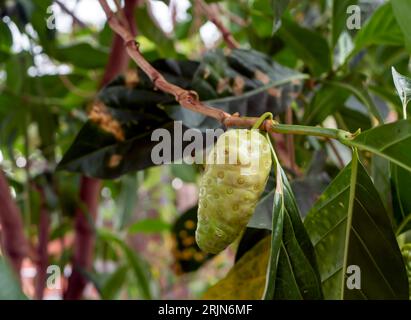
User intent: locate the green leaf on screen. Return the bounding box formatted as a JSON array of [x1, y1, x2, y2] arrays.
[[354, 3, 404, 53], [100, 265, 129, 299], [391, 164, 411, 235], [129, 218, 171, 234], [391, 66, 411, 119], [263, 154, 323, 300], [346, 120, 411, 173], [391, 0, 411, 52], [250, 0, 274, 38], [98, 229, 153, 299], [304, 84, 350, 125], [171, 164, 198, 183], [371, 155, 392, 216], [331, 0, 357, 47], [0, 257, 27, 300], [304, 155, 409, 299], [135, 5, 176, 57], [0, 21, 13, 62], [115, 173, 139, 230], [53, 43, 109, 69], [278, 18, 331, 76], [326, 80, 384, 124], [336, 107, 372, 133], [271, 0, 290, 34]]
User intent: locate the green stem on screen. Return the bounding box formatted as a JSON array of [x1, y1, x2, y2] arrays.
[[270, 123, 356, 142], [341, 147, 359, 300], [252, 112, 273, 130]]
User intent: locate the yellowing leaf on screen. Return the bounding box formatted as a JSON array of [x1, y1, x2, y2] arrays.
[[203, 236, 270, 300]]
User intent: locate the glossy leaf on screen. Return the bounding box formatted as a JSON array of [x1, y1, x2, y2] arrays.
[[263, 160, 323, 300], [347, 119, 411, 173], [304, 157, 409, 299], [391, 164, 411, 234]]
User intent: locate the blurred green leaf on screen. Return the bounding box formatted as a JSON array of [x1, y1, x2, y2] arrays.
[[278, 18, 331, 76], [354, 3, 404, 53], [98, 229, 153, 299], [53, 43, 109, 69], [272, 0, 290, 34], [391, 0, 411, 52], [304, 84, 349, 125], [331, 0, 357, 47], [129, 218, 171, 234], [171, 164, 197, 183], [135, 5, 176, 57], [0, 257, 27, 300]]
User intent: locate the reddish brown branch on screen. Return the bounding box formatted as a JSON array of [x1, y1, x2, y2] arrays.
[[196, 0, 240, 49], [64, 176, 100, 300], [98, 0, 301, 133], [0, 170, 28, 274], [64, 0, 140, 300], [35, 191, 50, 300]]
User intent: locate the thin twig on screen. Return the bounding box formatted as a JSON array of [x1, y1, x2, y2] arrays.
[[196, 0, 240, 49], [55, 0, 87, 28], [97, 0, 355, 142]]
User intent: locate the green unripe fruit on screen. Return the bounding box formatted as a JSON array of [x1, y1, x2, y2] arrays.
[[196, 129, 272, 254]]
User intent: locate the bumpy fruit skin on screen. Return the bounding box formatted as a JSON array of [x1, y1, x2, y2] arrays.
[[196, 129, 272, 254]]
